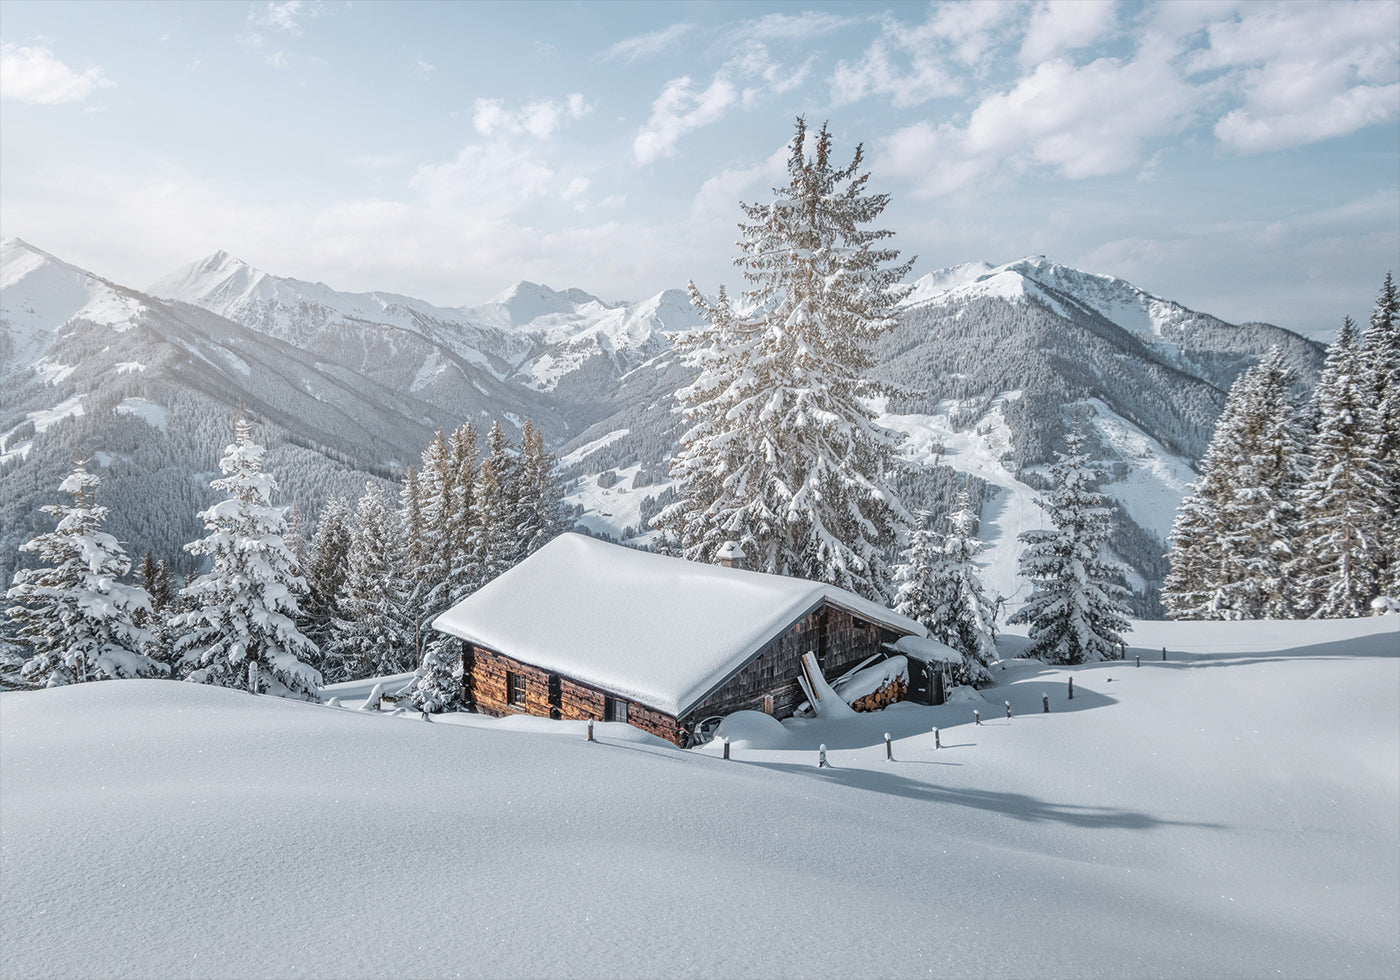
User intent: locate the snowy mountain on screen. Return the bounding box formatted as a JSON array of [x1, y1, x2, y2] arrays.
[[555, 255, 1325, 613], [3, 237, 1326, 612]]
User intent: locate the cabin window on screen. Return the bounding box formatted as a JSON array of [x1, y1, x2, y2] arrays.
[[506, 671, 526, 706], [605, 696, 628, 723]]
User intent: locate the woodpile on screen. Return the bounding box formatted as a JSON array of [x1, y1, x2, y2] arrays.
[[850, 677, 907, 713]]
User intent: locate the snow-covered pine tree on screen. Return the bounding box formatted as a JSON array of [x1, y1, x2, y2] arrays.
[[1292, 318, 1389, 617], [171, 416, 321, 699], [329, 482, 414, 681], [406, 638, 461, 713], [654, 117, 914, 601], [474, 455, 512, 587], [1009, 421, 1132, 664], [1361, 273, 1399, 595], [443, 422, 480, 602], [302, 496, 352, 661], [931, 488, 998, 684], [136, 551, 179, 672], [5, 459, 164, 686], [1163, 348, 1307, 619], [514, 420, 565, 561], [893, 511, 941, 641], [413, 430, 455, 613]]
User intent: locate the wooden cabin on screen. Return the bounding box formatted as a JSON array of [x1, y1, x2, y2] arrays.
[[430, 533, 941, 746]]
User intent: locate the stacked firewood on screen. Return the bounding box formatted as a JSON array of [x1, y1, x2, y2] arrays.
[[850, 677, 907, 713]]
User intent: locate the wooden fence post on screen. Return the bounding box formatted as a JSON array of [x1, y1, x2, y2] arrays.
[[1068, 677, 1074, 700], [1043, 693, 1049, 713], [974, 709, 981, 726], [933, 727, 940, 750], [586, 719, 594, 742], [722, 738, 730, 760], [885, 732, 893, 761], [1005, 700, 1012, 719], [818, 744, 828, 768]]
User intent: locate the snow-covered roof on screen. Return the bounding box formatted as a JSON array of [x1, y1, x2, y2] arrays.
[[892, 635, 964, 664], [432, 533, 927, 717]]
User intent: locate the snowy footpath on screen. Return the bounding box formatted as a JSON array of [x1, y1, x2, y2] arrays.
[[1, 617, 1396, 979]]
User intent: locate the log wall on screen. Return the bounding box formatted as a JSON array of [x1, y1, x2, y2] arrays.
[[463, 644, 682, 746]]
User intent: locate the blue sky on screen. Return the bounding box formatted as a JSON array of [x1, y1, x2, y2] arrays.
[[1, 0, 1397, 337]]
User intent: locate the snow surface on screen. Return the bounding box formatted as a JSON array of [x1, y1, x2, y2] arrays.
[[113, 397, 167, 432], [564, 463, 672, 546], [1, 617, 1395, 978], [433, 532, 926, 716]]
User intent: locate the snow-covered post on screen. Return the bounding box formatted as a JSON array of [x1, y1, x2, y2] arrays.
[[247, 661, 258, 694], [1136, 654, 1141, 668], [818, 744, 828, 768], [1005, 700, 1012, 719], [1162, 647, 1167, 661], [722, 738, 730, 760], [974, 710, 981, 726], [884, 732, 893, 761], [1068, 677, 1074, 700], [1043, 693, 1049, 713], [933, 726, 940, 750], [586, 719, 594, 742]]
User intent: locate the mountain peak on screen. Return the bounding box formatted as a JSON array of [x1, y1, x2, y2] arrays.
[[147, 250, 267, 305]]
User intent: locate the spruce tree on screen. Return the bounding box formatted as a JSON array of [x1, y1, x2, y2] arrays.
[[171, 416, 321, 699], [302, 496, 352, 659], [6, 460, 164, 686], [515, 420, 565, 560], [1009, 422, 1132, 664], [1362, 273, 1399, 595], [930, 488, 998, 685], [655, 117, 913, 601], [474, 455, 512, 587], [136, 551, 179, 673], [1163, 348, 1307, 619], [406, 639, 461, 713], [330, 482, 414, 681], [1293, 318, 1388, 617]]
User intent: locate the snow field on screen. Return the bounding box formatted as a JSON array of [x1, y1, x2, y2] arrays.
[[1, 617, 1396, 979]]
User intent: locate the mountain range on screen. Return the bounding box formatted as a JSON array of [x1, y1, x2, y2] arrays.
[[0, 236, 1325, 613]]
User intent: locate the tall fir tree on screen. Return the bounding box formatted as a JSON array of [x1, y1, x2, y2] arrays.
[[171, 416, 321, 699], [474, 455, 512, 588], [929, 488, 999, 685], [1361, 273, 1400, 596], [302, 496, 352, 662], [5, 460, 164, 686], [654, 117, 913, 601], [329, 482, 414, 682], [1163, 348, 1307, 619], [135, 551, 179, 673], [444, 422, 481, 603], [514, 420, 566, 561], [1009, 421, 1132, 664], [1292, 318, 1389, 617]]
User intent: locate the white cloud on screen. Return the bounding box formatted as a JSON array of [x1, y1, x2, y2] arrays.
[[561, 176, 591, 201], [600, 23, 694, 64], [830, 3, 1023, 108], [633, 75, 738, 165], [472, 94, 593, 140], [734, 10, 858, 41], [0, 41, 112, 104], [1191, 1, 1400, 153], [831, 36, 961, 107], [410, 143, 557, 211], [881, 43, 1199, 196], [692, 142, 790, 218], [1019, 0, 1119, 66]]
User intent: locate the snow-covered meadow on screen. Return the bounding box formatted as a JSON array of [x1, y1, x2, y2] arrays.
[[2, 617, 1396, 979]]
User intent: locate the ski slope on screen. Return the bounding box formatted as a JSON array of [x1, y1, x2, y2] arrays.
[[2, 617, 1395, 979]]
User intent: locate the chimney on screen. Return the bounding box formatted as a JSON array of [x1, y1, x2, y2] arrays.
[[715, 540, 746, 570]]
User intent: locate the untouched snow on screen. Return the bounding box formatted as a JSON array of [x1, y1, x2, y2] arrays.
[[1, 617, 1395, 978], [434, 533, 926, 716], [564, 463, 672, 546], [113, 397, 167, 432]]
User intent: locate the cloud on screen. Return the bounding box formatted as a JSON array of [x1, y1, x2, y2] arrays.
[[601, 23, 695, 64], [692, 141, 790, 218], [881, 42, 1199, 196], [633, 75, 738, 165], [1191, 1, 1400, 153], [240, 0, 327, 48], [1019, 0, 1119, 66], [830, 3, 1023, 108], [473, 94, 593, 140], [0, 41, 112, 104], [734, 10, 858, 41]]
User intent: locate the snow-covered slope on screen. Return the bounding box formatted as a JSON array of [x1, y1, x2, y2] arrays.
[[0, 237, 145, 371], [2, 616, 1395, 978]]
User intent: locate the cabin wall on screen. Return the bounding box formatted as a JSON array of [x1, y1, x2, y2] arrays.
[[682, 604, 897, 729], [463, 644, 683, 746]]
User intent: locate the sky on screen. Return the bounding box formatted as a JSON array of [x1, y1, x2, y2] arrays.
[[1, 0, 1397, 338]]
